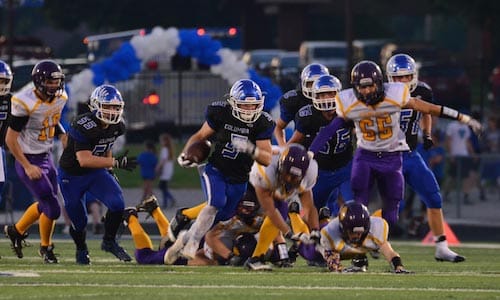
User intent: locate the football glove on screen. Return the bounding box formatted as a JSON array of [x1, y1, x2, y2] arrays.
[[423, 134, 434, 150], [177, 153, 198, 168], [108, 168, 119, 183], [232, 139, 256, 156], [325, 250, 342, 272], [113, 150, 137, 171]]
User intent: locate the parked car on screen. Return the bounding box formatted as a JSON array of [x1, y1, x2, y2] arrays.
[[299, 41, 349, 81], [418, 62, 471, 111], [242, 49, 284, 77], [270, 51, 300, 91]]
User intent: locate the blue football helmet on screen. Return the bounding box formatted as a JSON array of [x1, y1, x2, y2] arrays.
[[89, 85, 124, 124], [31, 60, 65, 97], [386, 54, 418, 92], [278, 143, 310, 189], [338, 201, 370, 246], [311, 74, 342, 111], [228, 79, 264, 123], [300, 63, 329, 99], [0, 60, 12, 96], [351, 60, 385, 105]]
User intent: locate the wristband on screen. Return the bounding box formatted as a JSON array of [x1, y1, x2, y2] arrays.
[[439, 106, 460, 120]]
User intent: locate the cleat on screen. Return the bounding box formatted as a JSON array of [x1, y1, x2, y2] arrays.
[[4, 225, 29, 258], [343, 255, 368, 273], [435, 249, 466, 263], [180, 238, 199, 260], [164, 230, 186, 264], [287, 243, 299, 263], [167, 208, 191, 242], [318, 207, 331, 221], [136, 195, 159, 215], [39, 245, 58, 264], [288, 200, 300, 214], [245, 257, 272, 271], [101, 239, 132, 262], [273, 258, 294, 268], [123, 207, 138, 226], [76, 249, 91, 265]]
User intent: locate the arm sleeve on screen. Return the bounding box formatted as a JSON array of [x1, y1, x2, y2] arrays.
[[309, 117, 346, 154], [8, 115, 29, 132]]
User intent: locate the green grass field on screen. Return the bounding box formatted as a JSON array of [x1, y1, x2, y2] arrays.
[[0, 239, 499, 300]]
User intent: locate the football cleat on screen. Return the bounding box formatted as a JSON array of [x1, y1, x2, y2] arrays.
[[288, 200, 300, 214], [136, 195, 159, 215], [167, 208, 191, 242], [123, 207, 138, 226], [101, 239, 132, 262], [39, 244, 58, 264], [4, 225, 29, 258], [180, 238, 199, 260], [245, 256, 272, 271], [76, 249, 91, 265], [164, 231, 187, 264], [342, 255, 368, 273], [435, 248, 466, 263]]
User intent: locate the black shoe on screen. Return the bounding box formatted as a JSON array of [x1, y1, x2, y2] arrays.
[[4, 225, 29, 258], [343, 255, 368, 272], [288, 242, 299, 263], [318, 207, 331, 221], [136, 195, 159, 215], [288, 201, 300, 214], [76, 249, 91, 265], [244, 256, 272, 271], [101, 239, 132, 262], [167, 208, 191, 242], [123, 207, 138, 226], [39, 244, 58, 264]]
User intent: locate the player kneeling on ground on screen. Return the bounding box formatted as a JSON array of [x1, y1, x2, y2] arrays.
[[318, 201, 412, 273]]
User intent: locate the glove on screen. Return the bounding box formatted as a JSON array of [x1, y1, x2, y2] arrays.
[[113, 150, 137, 171], [324, 250, 342, 272], [108, 168, 119, 183], [467, 118, 483, 137], [423, 134, 434, 150], [309, 230, 321, 244], [177, 153, 198, 168], [232, 139, 256, 156]]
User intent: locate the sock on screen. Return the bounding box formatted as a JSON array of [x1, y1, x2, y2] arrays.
[[252, 217, 280, 258], [435, 235, 448, 250], [15, 202, 41, 234], [127, 215, 153, 249], [187, 205, 216, 242], [103, 210, 122, 241], [288, 212, 309, 234], [182, 202, 207, 219], [69, 226, 88, 251], [39, 213, 55, 247], [152, 208, 169, 237]]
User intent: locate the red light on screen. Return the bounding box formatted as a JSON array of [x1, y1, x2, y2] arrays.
[[139, 29, 146, 36], [142, 92, 160, 105], [228, 27, 237, 36], [197, 28, 206, 36]]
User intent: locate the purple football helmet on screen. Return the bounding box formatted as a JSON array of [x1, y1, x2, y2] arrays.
[[338, 201, 370, 246], [351, 60, 385, 105], [237, 185, 260, 225], [278, 143, 310, 188], [31, 60, 65, 98]]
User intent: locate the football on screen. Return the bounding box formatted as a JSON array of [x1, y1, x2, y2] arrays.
[[185, 140, 212, 163]]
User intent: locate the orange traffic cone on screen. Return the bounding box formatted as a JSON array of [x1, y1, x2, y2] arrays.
[[422, 221, 461, 246]]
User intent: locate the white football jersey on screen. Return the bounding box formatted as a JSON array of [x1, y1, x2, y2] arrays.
[[318, 216, 389, 256], [249, 152, 318, 201], [11, 88, 68, 154], [336, 82, 410, 152]]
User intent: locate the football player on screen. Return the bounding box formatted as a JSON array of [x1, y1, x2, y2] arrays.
[[4, 60, 67, 263], [288, 74, 354, 216], [0, 60, 12, 207], [244, 143, 320, 271], [58, 84, 137, 264], [310, 60, 482, 229], [274, 63, 329, 146], [386, 54, 465, 262], [318, 201, 412, 273], [166, 79, 274, 263]]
